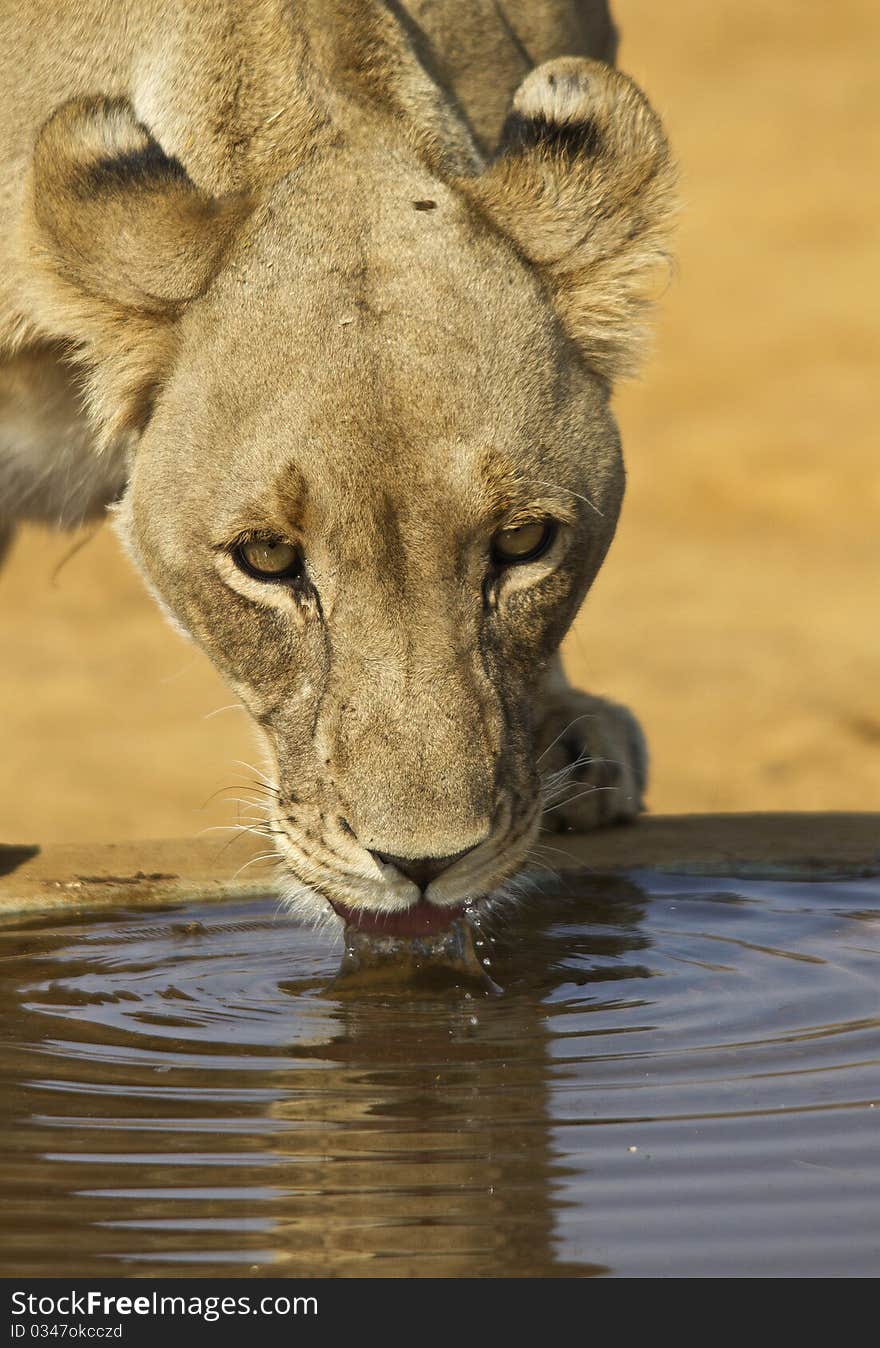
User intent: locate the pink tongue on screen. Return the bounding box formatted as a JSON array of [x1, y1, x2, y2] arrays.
[[330, 899, 464, 938]]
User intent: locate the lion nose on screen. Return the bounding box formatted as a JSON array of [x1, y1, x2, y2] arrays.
[[369, 848, 474, 891]]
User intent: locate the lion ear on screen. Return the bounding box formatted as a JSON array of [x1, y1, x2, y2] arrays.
[[464, 59, 676, 382], [24, 97, 248, 443]]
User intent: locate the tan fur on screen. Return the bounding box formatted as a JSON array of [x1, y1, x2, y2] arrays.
[[0, 1, 674, 921]]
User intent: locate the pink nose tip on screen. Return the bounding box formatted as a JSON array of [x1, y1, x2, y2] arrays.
[[369, 848, 474, 890]]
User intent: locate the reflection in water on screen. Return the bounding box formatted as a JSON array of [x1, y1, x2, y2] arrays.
[[266, 884, 644, 1277], [0, 873, 878, 1277]]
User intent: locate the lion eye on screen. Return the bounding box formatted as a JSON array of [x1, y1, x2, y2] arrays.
[[491, 520, 557, 566], [233, 538, 302, 581]]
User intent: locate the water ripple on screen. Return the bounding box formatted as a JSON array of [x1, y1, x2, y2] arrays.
[[0, 875, 878, 1277]]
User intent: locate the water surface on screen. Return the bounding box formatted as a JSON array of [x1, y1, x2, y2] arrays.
[[1, 872, 878, 1277]]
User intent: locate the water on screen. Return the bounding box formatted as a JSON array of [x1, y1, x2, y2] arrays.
[[1, 872, 878, 1278]]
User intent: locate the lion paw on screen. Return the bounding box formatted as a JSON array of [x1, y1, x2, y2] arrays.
[[535, 687, 647, 832]]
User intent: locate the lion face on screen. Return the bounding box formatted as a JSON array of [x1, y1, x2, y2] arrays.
[[119, 158, 624, 920], [24, 53, 673, 927]]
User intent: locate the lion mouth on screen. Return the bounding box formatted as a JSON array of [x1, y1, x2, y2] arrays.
[[329, 898, 468, 938]]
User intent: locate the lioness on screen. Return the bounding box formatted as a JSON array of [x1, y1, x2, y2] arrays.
[[0, 1, 674, 933]]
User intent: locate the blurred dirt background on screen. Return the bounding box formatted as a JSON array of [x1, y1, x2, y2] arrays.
[[2, 0, 878, 843]]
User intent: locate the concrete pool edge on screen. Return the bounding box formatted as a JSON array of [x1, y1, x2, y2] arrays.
[[1, 812, 878, 918]]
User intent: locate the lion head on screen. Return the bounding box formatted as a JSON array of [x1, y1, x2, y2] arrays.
[[22, 16, 674, 932]]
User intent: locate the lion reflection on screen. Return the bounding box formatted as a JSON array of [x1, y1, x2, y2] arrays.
[[262, 877, 648, 1277]]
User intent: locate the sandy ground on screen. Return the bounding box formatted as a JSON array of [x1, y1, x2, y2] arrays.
[[2, 0, 878, 844]]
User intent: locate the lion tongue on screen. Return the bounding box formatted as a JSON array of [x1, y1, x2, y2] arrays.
[[330, 899, 464, 939]]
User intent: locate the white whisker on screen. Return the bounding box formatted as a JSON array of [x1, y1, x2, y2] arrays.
[[231, 758, 276, 789], [537, 712, 598, 764], [542, 785, 616, 815], [232, 851, 284, 882], [533, 478, 604, 518]]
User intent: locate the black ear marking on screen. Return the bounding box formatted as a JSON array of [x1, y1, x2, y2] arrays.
[[84, 141, 189, 194], [498, 111, 603, 159]]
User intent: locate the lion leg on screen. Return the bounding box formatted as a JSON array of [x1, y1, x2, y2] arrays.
[[534, 654, 648, 831]]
